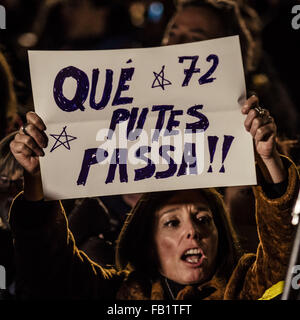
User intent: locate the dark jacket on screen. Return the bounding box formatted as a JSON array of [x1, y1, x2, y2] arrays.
[[8, 157, 299, 300], [66, 195, 131, 266]]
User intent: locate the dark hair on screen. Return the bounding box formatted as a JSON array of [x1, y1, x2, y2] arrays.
[[116, 188, 242, 281]]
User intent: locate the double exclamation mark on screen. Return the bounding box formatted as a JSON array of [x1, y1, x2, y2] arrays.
[[207, 135, 235, 173]]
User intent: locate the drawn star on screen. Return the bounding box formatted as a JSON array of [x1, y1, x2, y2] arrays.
[[49, 126, 77, 152], [151, 65, 172, 90]]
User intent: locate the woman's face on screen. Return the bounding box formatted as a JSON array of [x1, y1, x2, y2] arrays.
[[163, 6, 227, 46], [154, 190, 218, 285]]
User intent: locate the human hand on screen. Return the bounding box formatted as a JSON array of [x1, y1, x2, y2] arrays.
[[242, 95, 277, 160], [10, 111, 47, 176], [242, 95, 286, 183]]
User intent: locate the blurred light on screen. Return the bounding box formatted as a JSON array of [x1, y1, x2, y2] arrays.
[[148, 2, 164, 23], [18, 32, 38, 48], [129, 2, 146, 27], [252, 73, 269, 88]]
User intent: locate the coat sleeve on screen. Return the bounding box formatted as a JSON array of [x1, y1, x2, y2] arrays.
[[240, 156, 299, 300], [8, 193, 126, 299]]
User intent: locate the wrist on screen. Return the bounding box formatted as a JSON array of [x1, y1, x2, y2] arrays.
[[24, 171, 44, 201], [257, 151, 287, 184]]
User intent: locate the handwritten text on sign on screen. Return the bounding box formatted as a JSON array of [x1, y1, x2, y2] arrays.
[[28, 36, 256, 200]]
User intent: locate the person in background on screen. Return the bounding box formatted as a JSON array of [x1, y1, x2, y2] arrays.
[[35, 0, 140, 51], [0, 49, 25, 299], [0, 51, 23, 140], [163, 0, 299, 139], [0, 131, 24, 299]]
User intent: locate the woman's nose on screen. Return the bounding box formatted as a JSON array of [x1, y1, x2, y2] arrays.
[[186, 222, 199, 240], [187, 230, 199, 240]]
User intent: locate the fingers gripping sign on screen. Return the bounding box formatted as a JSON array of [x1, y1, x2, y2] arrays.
[[242, 95, 285, 184], [10, 112, 48, 176], [242, 95, 277, 160]]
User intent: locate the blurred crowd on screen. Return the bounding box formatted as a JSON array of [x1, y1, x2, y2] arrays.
[[0, 0, 299, 300]]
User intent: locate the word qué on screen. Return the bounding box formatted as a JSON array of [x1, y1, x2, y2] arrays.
[[52, 55, 219, 112]]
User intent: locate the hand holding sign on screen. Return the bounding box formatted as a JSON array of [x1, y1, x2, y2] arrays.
[[14, 36, 285, 200], [23, 36, 257, 200], [242, 95, 286, 184]]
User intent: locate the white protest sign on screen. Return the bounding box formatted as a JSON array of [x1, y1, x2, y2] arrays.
[[28, 35, 256, 200]]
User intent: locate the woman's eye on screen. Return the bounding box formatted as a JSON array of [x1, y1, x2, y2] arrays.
[[196, 215, 211, 225], [164, 219, 179, 228]]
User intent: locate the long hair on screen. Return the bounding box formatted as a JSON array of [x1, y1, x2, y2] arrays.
[[0, 51, 18, 139]]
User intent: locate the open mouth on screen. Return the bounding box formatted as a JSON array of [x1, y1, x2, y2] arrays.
[[181, 248, 203, 265]]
